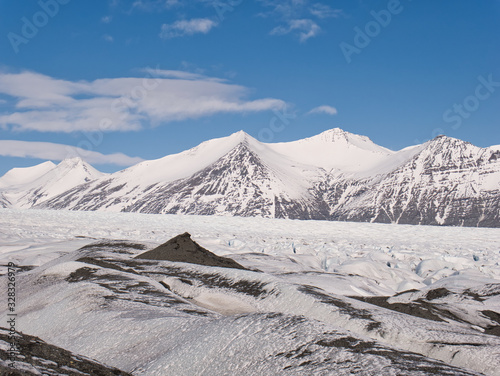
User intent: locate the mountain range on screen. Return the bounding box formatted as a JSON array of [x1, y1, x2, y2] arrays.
[[1, 128, 499, 227]]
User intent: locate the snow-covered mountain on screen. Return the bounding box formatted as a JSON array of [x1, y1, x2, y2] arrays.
[[323, 135, 500, 227], [0, 158, 105, 209], [1, 129, 499, 227], [268, 127, 396, 173]]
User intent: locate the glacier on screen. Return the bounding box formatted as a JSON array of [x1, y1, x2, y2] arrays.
[[0, 209, 499, 375]]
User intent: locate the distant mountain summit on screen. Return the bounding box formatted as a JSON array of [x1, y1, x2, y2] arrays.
[[0, 157, 105, 208], [1, 129, 499, 227]]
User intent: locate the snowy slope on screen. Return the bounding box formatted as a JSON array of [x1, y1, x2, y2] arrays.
[[268, 127, 395, 174], [0, 158, 105, 209], [1, 209, 499, 375], [4, 129, 500, 227], [0, 161, 56, 189], [110, 130, 254, 186]]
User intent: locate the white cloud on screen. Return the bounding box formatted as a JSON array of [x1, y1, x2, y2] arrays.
[[101, 15, 112, 23], [159, 18, 218, 39], [0, 140, 144, 166], [307, 105, 338, 116], [0, 69, 285, 133], [270, 19, 320, 42], [309, 3, 342, 19], [102, 34, 114, 42]]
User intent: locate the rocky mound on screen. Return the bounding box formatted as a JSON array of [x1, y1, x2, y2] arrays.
[[135, 232, 248, 270]]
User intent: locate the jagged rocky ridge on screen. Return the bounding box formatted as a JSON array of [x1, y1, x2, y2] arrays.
[[1, 129, 499, 227], [2, 238, 499, 375]]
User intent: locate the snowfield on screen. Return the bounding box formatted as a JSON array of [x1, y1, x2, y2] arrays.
[[1, 208, 499, 375]]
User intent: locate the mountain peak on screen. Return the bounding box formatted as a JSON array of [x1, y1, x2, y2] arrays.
[[426, 135, 473, 149], [228, 130, 253, 144], [58, 157, 86, 167], [53, 157, 104, 183], [233, 130, 249, 137], [324, 127, 346, 134], [312, 128, 368, 144]]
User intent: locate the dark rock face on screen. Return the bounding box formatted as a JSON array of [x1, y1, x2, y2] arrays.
[[0, 193, 10, 208], [135, 232, 249, 270], [0, 328, 132, 376]]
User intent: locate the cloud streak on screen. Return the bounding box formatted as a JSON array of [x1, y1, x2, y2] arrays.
[[309, 3, 342, 19], [0, 69, 285, 133], [0, 140, 144, 166], [307, 105, 338, 115], [159, 18, 218, 39], [270, 19, 320, 42], [259, 1, 342, 41]]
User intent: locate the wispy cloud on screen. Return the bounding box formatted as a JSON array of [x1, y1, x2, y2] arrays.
[[101, 15, 113, 23], [159, 18, 218, 39], [259, 1, 339, 41], [0, 69, 285, 133], [270, 19, 320, 42], [130, 0, 182, 11], [141, 67, 225, 82], [102, 34, 114, 42], [307, 105, 338, 116], [0, 140, 144, 166], [258, 0, 309, 19], [309, 3, 342, 19]]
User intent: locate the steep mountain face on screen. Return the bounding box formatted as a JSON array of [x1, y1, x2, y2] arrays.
[[324, 136, 500, 227], [2, 129, 499, 227]]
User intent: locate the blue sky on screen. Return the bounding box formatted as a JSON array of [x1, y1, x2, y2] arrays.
[[0, 0, 499, 175]]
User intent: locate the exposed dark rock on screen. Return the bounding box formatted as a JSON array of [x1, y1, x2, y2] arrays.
[[353, 286, 500, 337], [354, 296, 446, 323], [0, 328, 132, 376], [135, 232, 248, 270], [156, 267, 275, 298], [425, 287, 452, 301]]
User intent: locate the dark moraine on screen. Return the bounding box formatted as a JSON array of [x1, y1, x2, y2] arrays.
[[0, 328, 132, 376], [135, 232, 249, 270]]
